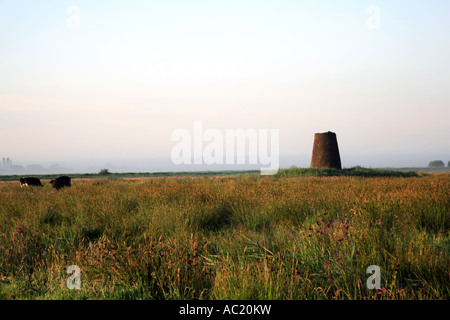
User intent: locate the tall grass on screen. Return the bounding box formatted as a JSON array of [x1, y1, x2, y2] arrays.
[[0, 173, 448, 299]]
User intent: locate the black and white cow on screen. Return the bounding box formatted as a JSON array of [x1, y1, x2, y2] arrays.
[[20, 177, 43, 187], [50, 176, 71, 190]]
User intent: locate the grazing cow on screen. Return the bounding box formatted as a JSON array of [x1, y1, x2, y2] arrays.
[[20, 177, 43, 187], [50, 176, 71, 190]]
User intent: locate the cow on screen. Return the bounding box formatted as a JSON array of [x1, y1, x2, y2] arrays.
[[20, 177, 43, 187], [50, 176, 71, 190]]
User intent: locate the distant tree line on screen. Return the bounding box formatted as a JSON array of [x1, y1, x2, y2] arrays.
[[428, 160, 449, 167], [98, 168, 111, 175]]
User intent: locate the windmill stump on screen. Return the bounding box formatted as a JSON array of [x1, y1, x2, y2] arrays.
[[310, 131, 342, 170]]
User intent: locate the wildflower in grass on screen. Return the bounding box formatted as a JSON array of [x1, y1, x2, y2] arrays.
[[377, 288, 387, 295]]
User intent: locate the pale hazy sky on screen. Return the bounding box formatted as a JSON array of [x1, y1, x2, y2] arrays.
[[1, 0, 449, 170]]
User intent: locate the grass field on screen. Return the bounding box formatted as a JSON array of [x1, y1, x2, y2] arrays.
[[0, 169, 448, 300]]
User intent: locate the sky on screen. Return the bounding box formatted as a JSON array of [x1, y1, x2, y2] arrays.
[[1, 0, 449, 172]]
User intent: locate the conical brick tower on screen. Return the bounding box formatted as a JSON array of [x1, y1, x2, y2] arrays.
[[310, 131, 342, 170]]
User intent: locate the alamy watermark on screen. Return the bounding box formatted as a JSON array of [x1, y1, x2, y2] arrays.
[[65, 263, 381, 291], [367, 5, 381, 30], [66, 265, 81, 290], [366, 265, 382, 289], [171, 121, 279, 175], [67, 5, 81, 30]]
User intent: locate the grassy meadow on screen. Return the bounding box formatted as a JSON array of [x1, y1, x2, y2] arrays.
[[0, 169, 448, 300]]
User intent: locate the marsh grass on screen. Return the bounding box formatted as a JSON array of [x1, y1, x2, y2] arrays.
[[0, 172, 448, 300]]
